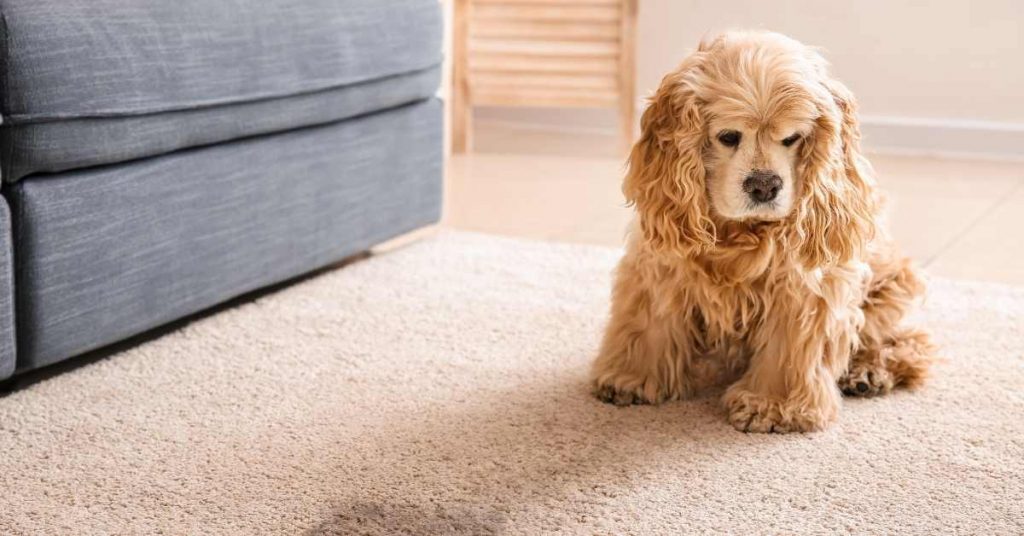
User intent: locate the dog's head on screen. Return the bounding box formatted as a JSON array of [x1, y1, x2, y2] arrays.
[[625, 31, 876, 267]]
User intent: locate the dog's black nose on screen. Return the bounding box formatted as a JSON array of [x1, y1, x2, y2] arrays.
[[743, 171, 783, 203]]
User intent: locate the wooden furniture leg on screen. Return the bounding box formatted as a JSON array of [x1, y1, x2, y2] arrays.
[[451, 0, 472, 153], [618, 0, 637, 154]]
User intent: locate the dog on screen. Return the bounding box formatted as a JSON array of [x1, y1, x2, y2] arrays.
[[591, 31, 936, 433]]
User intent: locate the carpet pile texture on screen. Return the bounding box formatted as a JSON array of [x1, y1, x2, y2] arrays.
[[1, 232, 1021, 534]]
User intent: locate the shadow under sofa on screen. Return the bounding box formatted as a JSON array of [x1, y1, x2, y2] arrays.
[[0, 0, 444, 379]]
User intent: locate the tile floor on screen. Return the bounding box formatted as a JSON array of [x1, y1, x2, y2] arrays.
[[440, 124, 1024, 285]]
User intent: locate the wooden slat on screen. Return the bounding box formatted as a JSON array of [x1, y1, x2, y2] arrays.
[[473, 88, 618, 108], [451, 0, 636, 153], [473, 4, 620, 23], [469, 38, 618, 57], [472, 20, 619, 41], [472, 72, 619, 91], [470, 54, 618, 75]]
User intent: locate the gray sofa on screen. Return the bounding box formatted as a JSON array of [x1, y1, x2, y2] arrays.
[[0, 0, 444, 379]]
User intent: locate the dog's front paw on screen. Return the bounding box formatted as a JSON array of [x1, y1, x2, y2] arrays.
[[592, 375, 666, 407], [593, 383, 650, 406], [723, 387, 833, 433], [839, 363, 893, 397]]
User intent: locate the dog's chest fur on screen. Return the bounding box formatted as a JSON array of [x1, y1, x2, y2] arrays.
[[647, 240, 864, 378], [638, 256, 773, 383]]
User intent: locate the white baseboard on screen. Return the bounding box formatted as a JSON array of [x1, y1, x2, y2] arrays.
[[474, 107, 1024, 161], [858, 116, 1024, 161]]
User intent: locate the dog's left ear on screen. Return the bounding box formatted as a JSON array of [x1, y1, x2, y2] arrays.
[[793, 78, 878, 268]]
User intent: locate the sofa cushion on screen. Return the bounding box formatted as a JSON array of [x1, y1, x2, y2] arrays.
[[0, 0, 442, 181], [10, 99, 442, 370]]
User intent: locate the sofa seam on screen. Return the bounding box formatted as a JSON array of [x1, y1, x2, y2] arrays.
[[2, 61, 445, 126], [2, 95, 440, 187]]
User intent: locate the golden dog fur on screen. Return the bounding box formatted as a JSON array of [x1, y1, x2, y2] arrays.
[[591, 31, 936, 433]]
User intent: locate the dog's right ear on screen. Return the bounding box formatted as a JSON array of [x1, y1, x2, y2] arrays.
[[623, 55, 715, 258], [791, 76, 878, 269]]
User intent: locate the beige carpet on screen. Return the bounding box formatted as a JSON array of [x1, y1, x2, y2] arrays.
[[1, 232, 1021, 535]]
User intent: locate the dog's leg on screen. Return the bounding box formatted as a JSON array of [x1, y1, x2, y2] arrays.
[[723, 284, 859, 433], [591, 311, 690, 406], [840, 257, 936, 396], [590, 261, 710, 406]]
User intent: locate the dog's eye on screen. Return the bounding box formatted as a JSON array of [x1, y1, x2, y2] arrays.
[[782, 133, 801, 147], [717, 131, 741, 147]]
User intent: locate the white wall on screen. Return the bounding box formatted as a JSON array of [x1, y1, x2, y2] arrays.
[[639, 0, 1022, 123], [475, 0, 1024, 158]]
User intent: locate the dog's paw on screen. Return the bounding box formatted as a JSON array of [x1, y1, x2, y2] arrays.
[[841, 329, 936, 397], [592, 382, 658, 407], [723, 388, 832, 433], [838, 364, 893, 397]]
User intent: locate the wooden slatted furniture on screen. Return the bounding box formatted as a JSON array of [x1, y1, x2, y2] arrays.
[[451, 0, 638, 153]]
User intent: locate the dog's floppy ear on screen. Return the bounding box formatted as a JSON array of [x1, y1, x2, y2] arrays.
[[623, 55, 715, 257], [792, 78, 877, 268]]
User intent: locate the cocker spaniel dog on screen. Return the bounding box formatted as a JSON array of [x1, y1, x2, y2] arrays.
[[592, 31, 936, 433]]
